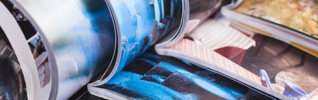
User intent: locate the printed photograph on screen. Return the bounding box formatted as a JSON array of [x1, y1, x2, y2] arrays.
[[99, 51, 275, 100], [0, 27, 28, 100], [27, 35, 50, 88], [234, 0, 318, 39]]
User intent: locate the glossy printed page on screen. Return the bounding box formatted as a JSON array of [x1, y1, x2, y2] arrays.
[[174, 14, 318, 99], [97, 51, 276, 100], [11, 0, 117, 99], [108, 0, 184, 74], [234, 0, 318, 39]]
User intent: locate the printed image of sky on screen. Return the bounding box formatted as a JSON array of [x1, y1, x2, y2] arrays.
[[101, 51, 274, 100]]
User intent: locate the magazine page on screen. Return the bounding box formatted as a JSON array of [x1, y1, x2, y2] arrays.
[[88, 0, 186, 89], [157, 38, 290, 98], [89, 50, 282, 100], [153, 0, 188, 48], [155, 0, 223, 48], [234, 0, 318, 39], [221, 0, 318, 61], [100, 0, 186, 79], [158, 11, 318, 99], [0, 1, 54, 99]]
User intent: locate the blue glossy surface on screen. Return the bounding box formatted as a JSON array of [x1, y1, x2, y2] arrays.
[[118, 80, 188, 100], [105, 53, 245, 100], [109, 0, 157, 73]]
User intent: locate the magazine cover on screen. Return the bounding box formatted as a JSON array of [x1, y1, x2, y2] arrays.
[[158, 7, 318, 99]]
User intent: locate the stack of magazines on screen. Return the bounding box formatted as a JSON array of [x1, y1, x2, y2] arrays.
[[0, 0, 317, 99]]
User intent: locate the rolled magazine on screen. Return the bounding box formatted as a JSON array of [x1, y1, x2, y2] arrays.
[[1, 0, 186, 99]]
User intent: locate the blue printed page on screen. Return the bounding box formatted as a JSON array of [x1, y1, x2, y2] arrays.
[[107, 0, 184, 74], [98, 50, 277, 100]]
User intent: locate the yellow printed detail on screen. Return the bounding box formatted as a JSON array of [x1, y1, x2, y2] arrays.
[[234, 0, 318, 39], [237, 22, 273, 37], [290, 42, 318, 58]]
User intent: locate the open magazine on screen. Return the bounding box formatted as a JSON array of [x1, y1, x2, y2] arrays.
[[1, 0, 318, 99], [219, 0, 318, 99]]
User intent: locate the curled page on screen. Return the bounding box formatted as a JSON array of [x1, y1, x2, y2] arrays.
[[7, 0, 185, 99], [96, 0, 186, 84], [90, 50, 285, 100], [0, 1, 55, 99], [88, 0, 187, 98]]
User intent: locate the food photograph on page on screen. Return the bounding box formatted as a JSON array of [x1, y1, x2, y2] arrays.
[[0, 27, 28, 100], [98, 51, 275, 100], [234, 0, 318, 39]]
